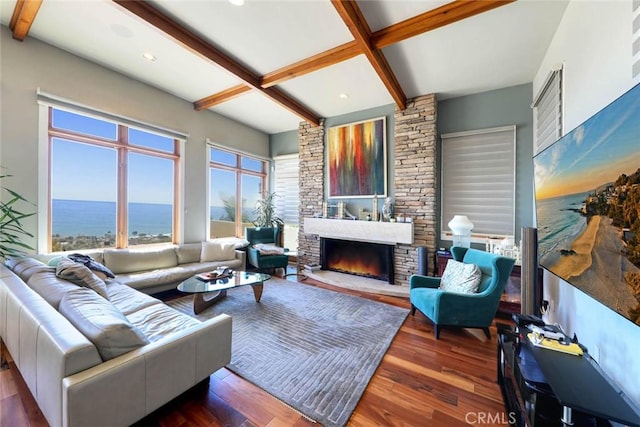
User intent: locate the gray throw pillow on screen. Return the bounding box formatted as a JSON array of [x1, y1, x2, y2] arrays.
[[59, 288, 149, 361], [439, 259, 482, 294], [56, 258, 109, 299]]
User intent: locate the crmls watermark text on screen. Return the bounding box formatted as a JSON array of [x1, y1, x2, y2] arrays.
[[465, 411, 517, 425]]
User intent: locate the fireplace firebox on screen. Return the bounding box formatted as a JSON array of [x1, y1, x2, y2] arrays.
[[320, 238, 394, 283]]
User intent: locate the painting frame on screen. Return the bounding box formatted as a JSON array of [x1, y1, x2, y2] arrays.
[[327, 116, 387, 199]]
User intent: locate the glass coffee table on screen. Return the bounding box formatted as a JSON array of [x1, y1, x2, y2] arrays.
[[177, 271, 271, 314]]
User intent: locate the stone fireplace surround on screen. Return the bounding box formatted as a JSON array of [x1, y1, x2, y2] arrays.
[[297, 94, 438, 291], [305, 217, 414, 284]]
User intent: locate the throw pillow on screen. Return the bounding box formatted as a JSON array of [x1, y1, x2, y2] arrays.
[[439, 259, 482, 294], [56, 258, 109, 299], [201, 241, 236, 262], [47, 255, 66, 267], [59, 288, 149, 361]]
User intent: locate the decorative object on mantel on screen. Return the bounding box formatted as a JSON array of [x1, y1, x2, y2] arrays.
[[322, 201, 329, 218], [382, 197, 393, 221], [448, 215, 473, 248], [337, 201, 345, 219], [372, 195, 379, 221], [343, 205, 358, 220], [327, 117, 387, 198]]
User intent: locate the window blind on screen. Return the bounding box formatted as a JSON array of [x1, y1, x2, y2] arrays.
[[532, 69, 562, 154], [441, 126, 516, 239], [273, 154, 300, 225], [633, 1, 640, 78]]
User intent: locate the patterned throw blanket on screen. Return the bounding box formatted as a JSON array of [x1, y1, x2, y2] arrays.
[[253, 243, 285, 255]]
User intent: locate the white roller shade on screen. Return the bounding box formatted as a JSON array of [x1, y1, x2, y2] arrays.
[[441, 125, 516, 239], [273, 154, 299, 225], [532, 69, 562, 154]]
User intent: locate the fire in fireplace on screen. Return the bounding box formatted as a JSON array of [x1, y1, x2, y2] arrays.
[[320, 238, 394, 283]]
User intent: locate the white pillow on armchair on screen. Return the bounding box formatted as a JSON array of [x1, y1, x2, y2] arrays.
[[439, 259, 482, 294]]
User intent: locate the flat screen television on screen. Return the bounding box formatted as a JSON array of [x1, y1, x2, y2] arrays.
[[533, 83, 640, 325]]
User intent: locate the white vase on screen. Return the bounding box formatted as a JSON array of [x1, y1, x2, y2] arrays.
[[448, 215, 473, 248]]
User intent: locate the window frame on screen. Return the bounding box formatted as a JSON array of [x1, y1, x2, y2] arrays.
[[45, 106, 182, 251], [440, 125, 516, 242], [208, 145, 267, 238]]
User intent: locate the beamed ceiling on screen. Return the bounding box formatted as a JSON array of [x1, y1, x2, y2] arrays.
[[1, 0, 569, 134]]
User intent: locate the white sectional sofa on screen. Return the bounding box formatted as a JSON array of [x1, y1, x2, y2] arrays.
[[0, 240, 246, 427], [39, 240, 247, 295]]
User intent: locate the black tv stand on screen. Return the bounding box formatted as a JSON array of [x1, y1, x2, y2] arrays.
[[497, 323, 640, 427]]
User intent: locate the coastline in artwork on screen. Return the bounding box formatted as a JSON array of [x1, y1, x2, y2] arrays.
[[534, 83, 640, 324]]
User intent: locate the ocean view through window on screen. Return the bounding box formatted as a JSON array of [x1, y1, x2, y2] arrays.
[[49, 108, 179, 251]]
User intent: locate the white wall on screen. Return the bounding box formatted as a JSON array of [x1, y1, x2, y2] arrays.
[[533, 0, 640, 408], [0, 25, 269, 245]]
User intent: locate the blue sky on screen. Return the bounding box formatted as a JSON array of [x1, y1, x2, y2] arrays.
[[51, 110, 175, 204], [534, 84, 640, 200]]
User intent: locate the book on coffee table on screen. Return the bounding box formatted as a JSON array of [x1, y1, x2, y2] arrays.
[[196, 271, 231, 282]]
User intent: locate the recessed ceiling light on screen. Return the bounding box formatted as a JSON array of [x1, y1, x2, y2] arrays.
[[229, 0, 245, 6], [339, 93, 349, 100], [142, 52, 157, 62]]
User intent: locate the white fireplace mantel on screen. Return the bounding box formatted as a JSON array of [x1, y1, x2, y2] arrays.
[[304, 218, 414, 245]]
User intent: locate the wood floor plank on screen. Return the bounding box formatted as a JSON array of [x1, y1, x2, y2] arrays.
[[0, 276, 508, 427]]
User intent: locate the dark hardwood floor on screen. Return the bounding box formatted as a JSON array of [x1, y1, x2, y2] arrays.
[[1, 271, 509, 426]]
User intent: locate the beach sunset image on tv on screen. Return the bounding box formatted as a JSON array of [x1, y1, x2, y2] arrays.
[[533, 83, 640, 325]]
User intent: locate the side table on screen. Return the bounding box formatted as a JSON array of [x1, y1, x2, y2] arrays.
[[284, 250, 307, 280]]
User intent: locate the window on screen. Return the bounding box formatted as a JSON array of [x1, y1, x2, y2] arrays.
[[209, 147, 266, 238], [532, 68, 563, 154], [273, 154, 300, 250], [48, 108, 180, 251], [441, 126, 516, 241]]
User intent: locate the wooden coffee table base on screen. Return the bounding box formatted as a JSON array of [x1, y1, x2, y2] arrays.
[[192, 283, 263, 314]]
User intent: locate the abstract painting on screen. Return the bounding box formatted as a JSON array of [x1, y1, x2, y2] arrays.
[[327, 117, 386, 198]]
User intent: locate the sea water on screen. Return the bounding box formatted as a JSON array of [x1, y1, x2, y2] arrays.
[[52, 199, 234, 237], [536, 192, 589, 266]]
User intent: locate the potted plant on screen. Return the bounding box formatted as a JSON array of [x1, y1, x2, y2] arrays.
[[253, 191, 283, 228], [253, 191, 284, 246], [0, 173, 35, 259]]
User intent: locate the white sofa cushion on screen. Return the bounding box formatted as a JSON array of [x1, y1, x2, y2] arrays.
[[176, 243, 201, 264], [201, 241, 236, 262], [59, 288, 150, 361], [27, 270, 79, 309], [5, 257, 52, 282], [106, 282, 163, 315], [55, 258, 108, 299], [103, 247, 178, 274], [126, 303, 201, 342]]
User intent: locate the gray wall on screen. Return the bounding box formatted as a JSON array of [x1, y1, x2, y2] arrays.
[[0, 25, 269, 247], [270, 130, 298, 157], [270, 85, 534, 246], [437, 83, 535, 247]]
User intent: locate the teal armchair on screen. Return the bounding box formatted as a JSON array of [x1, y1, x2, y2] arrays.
[[409, 247, 515, 339], [245, 227, 289, 275]]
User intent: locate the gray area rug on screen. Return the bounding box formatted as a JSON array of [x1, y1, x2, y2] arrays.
[[167, 279, 408, 427]]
